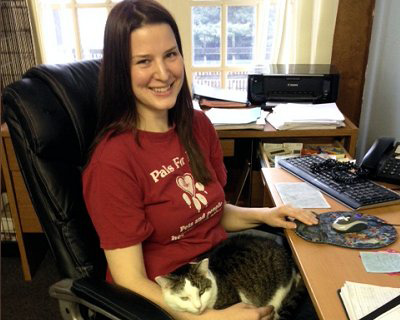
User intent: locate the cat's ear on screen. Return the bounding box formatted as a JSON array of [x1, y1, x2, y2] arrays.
[[155, 275, 173, 288], [197, 258, 210, 275]]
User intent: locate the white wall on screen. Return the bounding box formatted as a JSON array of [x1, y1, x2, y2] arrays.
[[357, 0, 400, 161]]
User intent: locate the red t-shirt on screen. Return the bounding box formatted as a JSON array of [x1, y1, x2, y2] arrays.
[[83, 110, 227, 281]]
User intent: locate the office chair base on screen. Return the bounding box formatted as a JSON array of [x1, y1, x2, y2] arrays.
[[50, 279, 120, 320], [58, 300, 85, 320]]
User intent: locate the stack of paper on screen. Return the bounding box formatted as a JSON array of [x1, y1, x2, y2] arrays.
[[193, 85, 266, 130], [339, 281, 400, 320], [266, 103, 345, 130], [204, 107, 265, 130]]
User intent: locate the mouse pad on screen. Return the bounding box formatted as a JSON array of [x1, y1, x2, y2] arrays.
[[295, 211, 397, 249]]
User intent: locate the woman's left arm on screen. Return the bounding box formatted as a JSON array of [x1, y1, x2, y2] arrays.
[[221, 203, 318, 232]]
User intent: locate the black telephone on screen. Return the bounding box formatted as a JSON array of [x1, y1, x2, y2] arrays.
[[359, 137, 400, 185]]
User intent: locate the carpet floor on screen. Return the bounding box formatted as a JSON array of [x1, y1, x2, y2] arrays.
[[1, 245, 63, 320]]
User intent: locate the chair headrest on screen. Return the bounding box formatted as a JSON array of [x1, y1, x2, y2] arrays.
[[3, 59, 101, 163], [26, 60, 101, 157]]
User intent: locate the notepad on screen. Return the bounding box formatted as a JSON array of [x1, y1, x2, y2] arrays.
[[273, 182, 330, 208], [360, 252, 400, 273], [339, 281, 400, 320]]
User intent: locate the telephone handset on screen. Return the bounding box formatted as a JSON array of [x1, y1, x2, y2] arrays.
[[359, 137, 400, 185]]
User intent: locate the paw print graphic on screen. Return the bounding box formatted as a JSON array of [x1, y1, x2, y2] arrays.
[[176, 173, 208, 212]]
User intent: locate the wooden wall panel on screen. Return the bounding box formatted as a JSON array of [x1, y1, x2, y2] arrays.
[[331, 0, 375, 126]]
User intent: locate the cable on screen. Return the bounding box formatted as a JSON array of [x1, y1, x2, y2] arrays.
[[310, 158, 369, 184]]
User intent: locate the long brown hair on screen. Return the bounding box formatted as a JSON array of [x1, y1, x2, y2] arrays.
[[92, 0, 211, 184]]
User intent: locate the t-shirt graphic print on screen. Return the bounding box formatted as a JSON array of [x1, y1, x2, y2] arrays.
[[177, 173, 208, 212]]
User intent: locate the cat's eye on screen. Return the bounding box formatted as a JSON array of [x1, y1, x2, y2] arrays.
[[199, 289, 205, 296], [180, 297, 189, 301]]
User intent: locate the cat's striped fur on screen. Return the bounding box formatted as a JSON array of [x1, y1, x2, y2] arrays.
[[156, 233, 305, 319]]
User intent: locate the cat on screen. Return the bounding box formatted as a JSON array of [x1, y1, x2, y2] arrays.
[[155, 233, 304, 319]]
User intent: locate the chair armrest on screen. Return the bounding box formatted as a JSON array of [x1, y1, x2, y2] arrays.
[[49, 278, 173, 320]]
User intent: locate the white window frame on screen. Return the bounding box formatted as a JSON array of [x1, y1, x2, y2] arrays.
[[31, 0, 116, 63], [187, 0, 267, 90], [162, 0, 282, 90]]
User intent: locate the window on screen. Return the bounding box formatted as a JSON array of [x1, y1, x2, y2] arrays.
[[190, 0, 282, 91], [33, 0, 282, 90], [33, 0, 119, 63]]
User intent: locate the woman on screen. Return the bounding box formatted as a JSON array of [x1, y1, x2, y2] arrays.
[[83, 1, 318, 319]]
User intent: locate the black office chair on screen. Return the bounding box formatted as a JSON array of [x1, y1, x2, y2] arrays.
[[2, 60, 173, 320]]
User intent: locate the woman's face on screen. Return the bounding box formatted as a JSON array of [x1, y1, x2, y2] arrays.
[[130, 23, 184, 121]]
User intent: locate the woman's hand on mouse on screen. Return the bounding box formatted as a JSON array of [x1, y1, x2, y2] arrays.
[[263, 205, 319, 229]]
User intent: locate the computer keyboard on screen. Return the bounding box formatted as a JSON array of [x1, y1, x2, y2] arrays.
[[278, 155, 400, 209]]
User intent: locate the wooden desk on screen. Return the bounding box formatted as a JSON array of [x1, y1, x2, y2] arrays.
[[218, 116, 358, 157], [262, 168, 400, 320], [1, 124, 45, 281]]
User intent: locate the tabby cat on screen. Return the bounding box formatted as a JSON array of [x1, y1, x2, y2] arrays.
[[155, 233, 304, 319]]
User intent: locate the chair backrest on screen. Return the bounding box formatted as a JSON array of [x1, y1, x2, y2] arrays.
[[2, 60, 106, 279]]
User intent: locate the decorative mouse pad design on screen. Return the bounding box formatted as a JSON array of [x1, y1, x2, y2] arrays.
[[295, 211, 397, 249]]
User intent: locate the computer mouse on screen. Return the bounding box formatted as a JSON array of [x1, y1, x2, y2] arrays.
[[332, 216, 369, 233]]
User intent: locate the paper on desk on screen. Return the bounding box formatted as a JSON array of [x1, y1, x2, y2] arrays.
[[273, 182, 330, 208], [339, 281, 400, 320], [205, 107, 261, 124], [276, 102, 345, 121], [360, 252, 400, 273], [266, 102, 345, 130]]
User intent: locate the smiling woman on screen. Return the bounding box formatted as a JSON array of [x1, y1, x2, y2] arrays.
[[129, 24, 184, 132], [81, 2, 318, 320]]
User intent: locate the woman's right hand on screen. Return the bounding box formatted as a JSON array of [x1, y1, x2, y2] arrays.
[[208, 303, 275, 320]]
